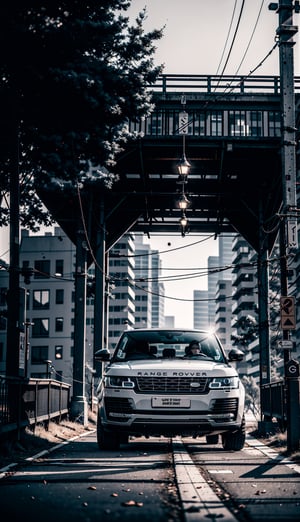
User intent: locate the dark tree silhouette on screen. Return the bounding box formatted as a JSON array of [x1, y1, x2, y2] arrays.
[[0, 1, 163, 230]]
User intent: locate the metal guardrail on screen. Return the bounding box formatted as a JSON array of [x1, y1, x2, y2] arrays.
[[150, 74, 300, 95], [261, 380, 286, 425], [0, 375, 71, 436]]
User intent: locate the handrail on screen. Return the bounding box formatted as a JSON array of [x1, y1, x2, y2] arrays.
[[149, 74, 300, 95], [0, 375, 71, 436]]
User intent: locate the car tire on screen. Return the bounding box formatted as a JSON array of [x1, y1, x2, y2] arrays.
[[206, 434, 219, 445], [221, 415, 246, 451], [97, 413, 120, 450], [120, 433, 129, 445]]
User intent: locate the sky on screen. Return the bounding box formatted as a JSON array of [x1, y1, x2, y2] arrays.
[[1, 1, 299, 328], [128, 0, 300, 76]]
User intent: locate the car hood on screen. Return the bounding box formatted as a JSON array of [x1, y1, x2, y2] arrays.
[[105, 358, 238, 377]]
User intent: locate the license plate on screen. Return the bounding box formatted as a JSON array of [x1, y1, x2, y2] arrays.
[[152, 397, 190, 408]]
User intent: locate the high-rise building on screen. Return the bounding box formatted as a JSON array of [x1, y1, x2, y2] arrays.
[[215, 279, 232, 350], [207, 255, 219, 326], [193, 235, 235, 333], [150, 249, 165, 327], [108, 234, 135, 350], [193, 289, 209, 329], [133, 235, 153, 329], [18, 227, 94, 387]]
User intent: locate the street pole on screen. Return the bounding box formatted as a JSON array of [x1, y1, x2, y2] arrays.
[[270, 0, 299, 452], [258, 199, 271, 393], [94, 196, 106, 373], [70, 228, 88, 426], [6, 123, 21, 378]]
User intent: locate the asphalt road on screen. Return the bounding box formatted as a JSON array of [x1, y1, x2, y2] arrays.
[[181, 434, 300, 521], [0, 430, 300, 522]]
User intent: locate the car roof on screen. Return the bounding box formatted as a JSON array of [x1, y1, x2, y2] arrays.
[[125, 328, 212, 334]]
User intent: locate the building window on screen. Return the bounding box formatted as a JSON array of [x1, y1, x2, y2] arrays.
[[55, 259, 64, 277], [31, 345, 48, 364], [55, 317, 63, 332], [0, 315, 6, 331], [55, 345, 63, 359], [56, 289, 64, 305], [0, 287, 7, 306], [249, 111, 262, 137], [210, 110, 223, 136], [33, 290, 50, 310], [32, 318, 49, 337], [229, 111, 247, 136], [34, 260, 50, 279], [268, 111, 281, 137]]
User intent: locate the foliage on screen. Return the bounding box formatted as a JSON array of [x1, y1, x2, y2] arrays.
[[0, 1, 163, 230], [231, 314, 259, 347], [242, 375, 260, 418]]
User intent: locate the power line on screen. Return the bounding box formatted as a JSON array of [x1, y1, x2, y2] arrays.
[[217, 0, 246, 78], [234, 0, 266, 75], [215, 0, 239, 75]]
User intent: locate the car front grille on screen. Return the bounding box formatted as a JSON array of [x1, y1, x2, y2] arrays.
[[136, 376, 209, 394]]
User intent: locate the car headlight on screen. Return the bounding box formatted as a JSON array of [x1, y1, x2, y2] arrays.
[[209, 377, 239, 389], [105, 376, 135, 388]]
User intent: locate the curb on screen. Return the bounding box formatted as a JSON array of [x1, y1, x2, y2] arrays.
[[172, 439, 239, 522]]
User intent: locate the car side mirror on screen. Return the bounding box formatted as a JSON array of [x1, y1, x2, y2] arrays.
[[228, 348, 244, 362], [95, 348, 111, 362]]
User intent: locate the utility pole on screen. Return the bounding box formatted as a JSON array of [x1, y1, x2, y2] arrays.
[[6, 124, 21, 378], [70, 227, 88, 426], [269, 0, 299, 452], [94, 196, 106, 369]]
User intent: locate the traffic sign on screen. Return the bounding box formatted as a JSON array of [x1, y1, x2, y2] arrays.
[[286, 359, 300, 378], [277, 340, 294, 350], [280, 296, 296, 330], [178, 111, 188, 134]]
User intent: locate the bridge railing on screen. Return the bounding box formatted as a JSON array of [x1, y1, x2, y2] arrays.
[[0, 375, 71, 436], [150, 74, 300, 95]]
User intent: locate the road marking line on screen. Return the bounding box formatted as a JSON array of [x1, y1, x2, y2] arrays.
[[246, 434, 300, 475], [208, 469, 233, 474]]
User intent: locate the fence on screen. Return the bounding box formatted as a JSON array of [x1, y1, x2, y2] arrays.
[[261, 380, 287, 430], [0, 375, 71, 437], [150, 74, 300, 95]]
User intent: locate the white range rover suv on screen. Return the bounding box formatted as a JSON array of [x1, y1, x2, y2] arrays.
[[95, 328, 245, 451]]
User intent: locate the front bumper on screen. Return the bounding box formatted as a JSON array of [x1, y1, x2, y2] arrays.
[[98, 389, 245, 437]]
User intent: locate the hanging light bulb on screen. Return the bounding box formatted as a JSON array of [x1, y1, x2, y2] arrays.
[[178, 192, 191, 210], [176, 153, 191, 177], [180, 213, 188, 228]]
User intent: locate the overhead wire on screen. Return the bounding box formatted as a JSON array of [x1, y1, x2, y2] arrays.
[[215, 0, 239, 76], [233, 0, 266, 75], [215, 0, 246, 82]]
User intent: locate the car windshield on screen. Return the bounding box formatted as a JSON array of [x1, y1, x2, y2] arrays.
[[112, 330, 226, 363]]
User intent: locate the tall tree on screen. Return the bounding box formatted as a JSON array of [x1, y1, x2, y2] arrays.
[[0, 1, 163, 230]]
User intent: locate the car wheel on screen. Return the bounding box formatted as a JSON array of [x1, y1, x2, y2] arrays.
[[97, 413, 120, 450], [120, 433, 129, 445], [206, 434, 219, 445], [221, 415, 246, 451]]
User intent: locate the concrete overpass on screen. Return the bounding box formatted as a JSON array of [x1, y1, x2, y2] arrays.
[[41, 74, 300, 256]]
